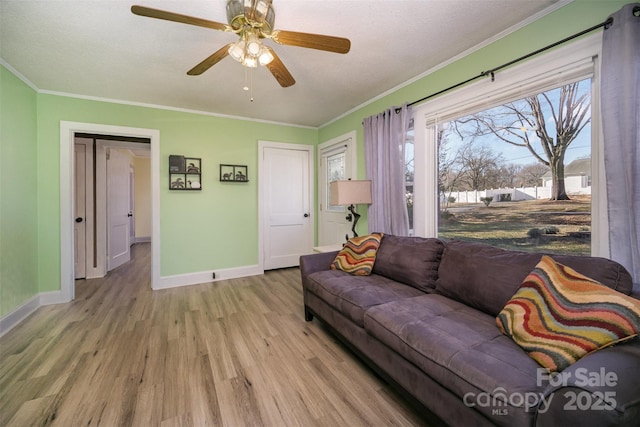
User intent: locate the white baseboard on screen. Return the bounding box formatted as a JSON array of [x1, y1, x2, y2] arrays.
[[0, 291, 69, 337], [0, 294, 40, 337], [1, 265, 262, 336], [154, 264, 263, 290], [39, 290, 69, 306]]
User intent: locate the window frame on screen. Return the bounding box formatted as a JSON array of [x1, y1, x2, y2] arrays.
[[410, 33, 608, 257]]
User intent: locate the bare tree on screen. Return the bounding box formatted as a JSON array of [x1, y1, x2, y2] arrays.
[[456, 142, 505, 191], [453, 82, 590, 200], [497, 163, 522, 188], [517, 162, 549, 187], [438, 127, 461, 208]]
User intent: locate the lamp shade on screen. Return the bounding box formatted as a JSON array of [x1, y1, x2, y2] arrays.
[[330, 180, 372, 205]]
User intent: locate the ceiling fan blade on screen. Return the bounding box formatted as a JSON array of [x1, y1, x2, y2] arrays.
[[131, 5, 230, 32], [271, 30, 350, 54], [265, 47, 295, 87], [187, 43, 233, 76]]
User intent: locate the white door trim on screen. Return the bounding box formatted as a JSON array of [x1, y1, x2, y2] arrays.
[[60, 121, 160, 301], [257, 140, 315, 271]]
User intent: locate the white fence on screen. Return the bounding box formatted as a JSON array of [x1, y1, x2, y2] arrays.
[[441, 185, 591, 204]]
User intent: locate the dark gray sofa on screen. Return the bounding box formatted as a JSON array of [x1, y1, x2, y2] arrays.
[[300, 236, 640, 426]]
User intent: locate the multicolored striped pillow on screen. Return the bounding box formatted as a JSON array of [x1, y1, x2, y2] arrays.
[[331, 233, 384, 276], [497, 255, 640, 372]]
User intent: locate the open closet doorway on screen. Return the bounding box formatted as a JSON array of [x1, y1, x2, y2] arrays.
[[73, 134, 151, 279], [61, 122, 160, 302]]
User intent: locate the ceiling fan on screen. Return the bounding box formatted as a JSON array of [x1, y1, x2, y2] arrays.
[[131, 0, 351, 87]]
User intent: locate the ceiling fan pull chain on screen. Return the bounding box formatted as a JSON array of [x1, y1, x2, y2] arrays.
[[243, 67, 250, 91], [250, 68, 254, 102]]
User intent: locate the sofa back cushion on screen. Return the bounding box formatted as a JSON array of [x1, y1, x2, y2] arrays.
[[372, 235, 445, 292], [435, 240, 634, 316]]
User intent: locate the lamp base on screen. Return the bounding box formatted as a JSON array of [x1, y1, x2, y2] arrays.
[[345, 204, 360, 240]]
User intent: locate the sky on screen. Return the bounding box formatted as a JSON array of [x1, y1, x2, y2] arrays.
[[441, 79, 592, 168], [404, 79, 592, 175]]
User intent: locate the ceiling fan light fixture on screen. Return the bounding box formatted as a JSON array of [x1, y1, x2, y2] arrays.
[[258, 48, 274, 66], [229, 28, 272, 68], [228, 39, 246, 62], [246, 32, 262, 55], [242, 55, 258, 68]]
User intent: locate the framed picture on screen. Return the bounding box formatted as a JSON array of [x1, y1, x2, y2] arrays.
[[220, 164, 249, 182], [169, 156, 202, 190]]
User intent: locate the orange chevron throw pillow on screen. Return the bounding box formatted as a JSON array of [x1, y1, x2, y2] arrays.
[[497, 255, 640, 372], [331, 233, 384, 276]]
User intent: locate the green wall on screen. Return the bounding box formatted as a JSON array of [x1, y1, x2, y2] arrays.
[[35, 95, 317, 289], [1, 66, 39, 316], [317, 0, 628, 235], [0, 0, 629, 318]]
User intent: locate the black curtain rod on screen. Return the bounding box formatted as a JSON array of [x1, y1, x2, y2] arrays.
[[396, 16, 613, 112]]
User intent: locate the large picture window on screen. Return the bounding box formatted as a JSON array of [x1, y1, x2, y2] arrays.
[[437, 79, 592, 255], [409, 34, 607, 257]]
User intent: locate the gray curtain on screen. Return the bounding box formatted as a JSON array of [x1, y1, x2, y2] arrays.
[[601, 3, 640, 285], [364, 103, 412, 235]]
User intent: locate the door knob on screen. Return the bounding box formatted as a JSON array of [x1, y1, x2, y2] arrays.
[[75, 217, 83, 223], [304, 213, 310, 218], [127, 212, 133, 217]]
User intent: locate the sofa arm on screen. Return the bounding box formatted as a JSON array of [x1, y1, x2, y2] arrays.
[[534, 342, 640, 426], [299, 251, 338, 279]]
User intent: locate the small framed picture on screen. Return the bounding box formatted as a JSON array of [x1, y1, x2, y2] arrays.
[[220, 164, 249, 182], [169, 155, 202, 190]]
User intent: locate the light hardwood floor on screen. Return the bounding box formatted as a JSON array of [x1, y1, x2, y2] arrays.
[[0, 243, 430, 426]]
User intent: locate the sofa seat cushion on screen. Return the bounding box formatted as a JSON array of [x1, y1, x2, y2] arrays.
[[305, 270, 425, 327], [364, 294, 544, 415]]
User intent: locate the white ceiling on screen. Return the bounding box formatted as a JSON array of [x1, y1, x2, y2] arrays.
[[1, 0, 563, 128]]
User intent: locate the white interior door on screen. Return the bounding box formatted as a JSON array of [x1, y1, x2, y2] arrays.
[[74, 144, 87, 279], [107, 148, 131, 271], [318, 132, 356, 245], [261, 143, 313, 270]]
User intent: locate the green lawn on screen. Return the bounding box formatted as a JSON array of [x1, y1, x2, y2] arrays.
[[438, 196, 591, 255]]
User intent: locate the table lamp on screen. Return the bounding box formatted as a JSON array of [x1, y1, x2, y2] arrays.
[[329, 179, 372, 240]]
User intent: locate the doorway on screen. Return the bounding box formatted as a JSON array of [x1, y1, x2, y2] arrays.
[[258, 141, 314, 270], [74, 136, 151, 278], [61, 122, 160, 301]]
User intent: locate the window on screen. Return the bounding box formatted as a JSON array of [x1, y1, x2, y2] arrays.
[[326, 149, 346, 212], [437, 80, 592, 255], [409, 34, 607, 257], [318, 132, 356, 245], [405, 120, 415, 233]]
